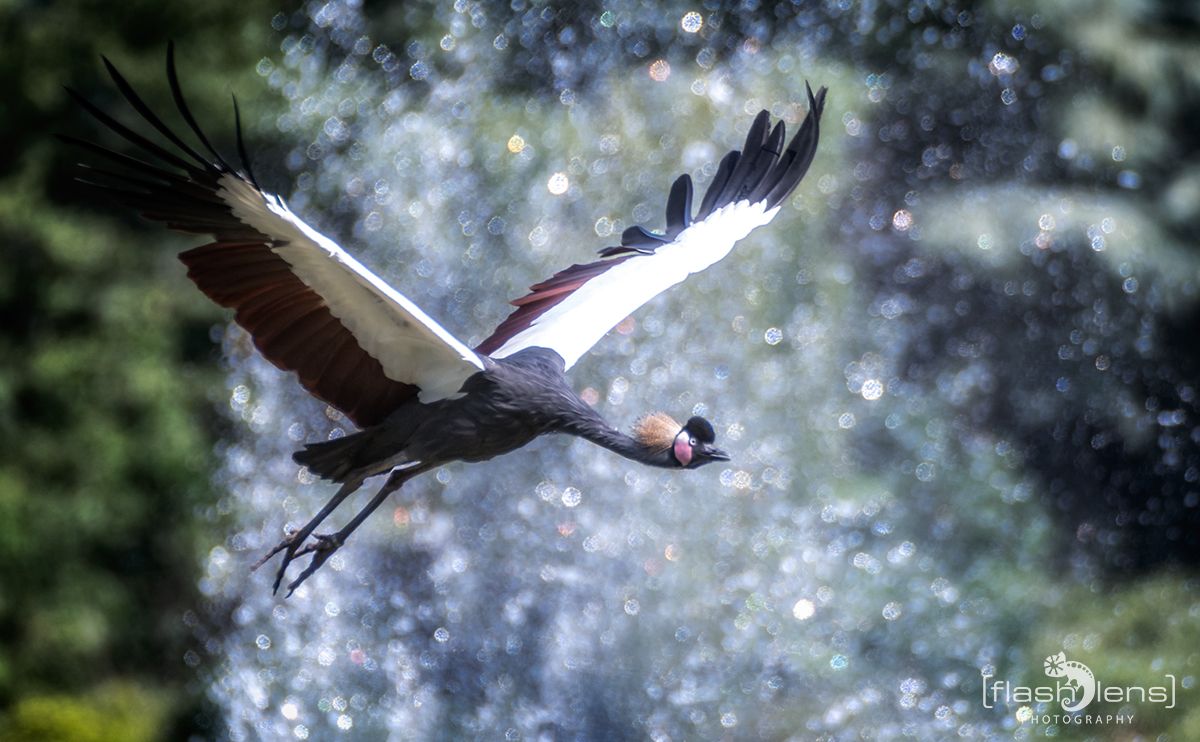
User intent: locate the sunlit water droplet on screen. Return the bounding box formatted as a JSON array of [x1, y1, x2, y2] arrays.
[[792, 599, 815, 620], [547, 172, 569, 195], [317, 647, 335, 667], [988, 52, 1019, 76], [561, 487, 582, 507], [529, 225, 549, 247]]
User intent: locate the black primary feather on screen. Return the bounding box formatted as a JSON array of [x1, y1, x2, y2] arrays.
[[618, 225, 669, 249], [664, 173, 694, 238], [100, 55, 212, 171], [232, 94, 263, 192], [166, 41, 235, 173], [710, 109, 772, 210], [605, 85, 827, 259], [63, 86, 203, 176], [695, 150, 739, 219]]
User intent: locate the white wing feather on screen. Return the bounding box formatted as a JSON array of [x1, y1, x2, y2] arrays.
[[489, 199, 779, 368], [218, 175, 484, 401]]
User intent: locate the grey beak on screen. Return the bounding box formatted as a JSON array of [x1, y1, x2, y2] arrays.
[[705, 446, 730, 462]]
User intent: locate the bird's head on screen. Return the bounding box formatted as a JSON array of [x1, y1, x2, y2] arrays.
[[633, 412, 730, 469]]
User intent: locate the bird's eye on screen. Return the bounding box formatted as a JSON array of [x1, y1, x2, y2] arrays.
[[689, 437, 697, 446]]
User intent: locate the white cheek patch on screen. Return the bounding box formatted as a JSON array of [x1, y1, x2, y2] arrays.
[[673, 432, 693, 467]]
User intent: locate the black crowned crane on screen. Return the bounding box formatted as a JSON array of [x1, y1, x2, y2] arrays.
[[62, 45, 826, 595]]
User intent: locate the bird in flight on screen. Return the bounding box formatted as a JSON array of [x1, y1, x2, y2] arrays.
[[62, 44, 826, 595]]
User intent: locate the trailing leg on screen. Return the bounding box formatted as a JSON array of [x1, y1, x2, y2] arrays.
[[252, 475, 365, 594], [281, 465, 423, 596]]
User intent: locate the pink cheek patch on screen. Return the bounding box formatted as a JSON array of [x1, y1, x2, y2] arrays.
[[673, 436, 693, 466]]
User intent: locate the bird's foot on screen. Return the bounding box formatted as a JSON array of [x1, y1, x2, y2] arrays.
[[250, 528, 301, 574], [251, 528, 307, 595], [280, 532, 345, 596], [248, 472, 408, 596], [251, 528, 342, 596]]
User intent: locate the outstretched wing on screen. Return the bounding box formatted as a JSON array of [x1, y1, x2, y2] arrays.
[[477, 84, 827, 368], [61, 44, 484, 427]]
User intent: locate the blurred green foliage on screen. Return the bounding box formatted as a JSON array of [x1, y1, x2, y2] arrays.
[[0, 0, 278, 737], [1, 682, 170, 742], [1021, 574, 1200, 739]]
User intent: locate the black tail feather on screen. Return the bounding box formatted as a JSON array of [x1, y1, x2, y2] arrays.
[[293, 431, 371, 482]]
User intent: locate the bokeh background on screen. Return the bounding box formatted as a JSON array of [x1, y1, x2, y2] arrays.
[[1, 0, 1198, 739]]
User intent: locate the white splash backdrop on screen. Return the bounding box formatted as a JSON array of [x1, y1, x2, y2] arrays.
[[191, 2, 1200, 739]]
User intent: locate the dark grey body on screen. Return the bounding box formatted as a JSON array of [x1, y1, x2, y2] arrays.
[[296, 347, 656, 483], [398, 347, 598, 465], [265, 347, 683, 594]]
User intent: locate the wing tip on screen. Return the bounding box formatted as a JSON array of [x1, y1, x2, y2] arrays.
[[806, 81, 828, 119], [479, 85, 829, 362], [594, 85, 828, 244]]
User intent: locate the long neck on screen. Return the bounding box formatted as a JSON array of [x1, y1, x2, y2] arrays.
[[560, 407, 676, 468]]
